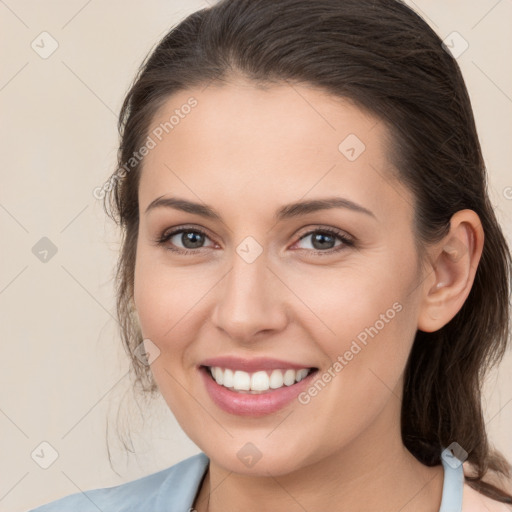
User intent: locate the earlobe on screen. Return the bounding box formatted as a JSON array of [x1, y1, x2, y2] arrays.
[[417, 210, 484, 333]]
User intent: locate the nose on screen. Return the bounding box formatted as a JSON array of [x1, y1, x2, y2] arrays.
[[210, 250, 289, 343]]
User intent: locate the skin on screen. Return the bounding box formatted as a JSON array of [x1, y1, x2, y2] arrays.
[[133, 76, 484, 512]]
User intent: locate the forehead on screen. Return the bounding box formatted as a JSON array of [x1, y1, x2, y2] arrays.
[[138, 78, 412, 223]]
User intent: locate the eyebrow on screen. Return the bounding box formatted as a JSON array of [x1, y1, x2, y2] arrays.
[[144, 196, 376, 220]]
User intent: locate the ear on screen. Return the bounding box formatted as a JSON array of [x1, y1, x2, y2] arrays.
[[417, 209, 484, 333]]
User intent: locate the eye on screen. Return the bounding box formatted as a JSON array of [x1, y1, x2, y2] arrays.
[[154, 225, 354, 256], [292, 227, 354, 254], [155, 227, 215, 254]]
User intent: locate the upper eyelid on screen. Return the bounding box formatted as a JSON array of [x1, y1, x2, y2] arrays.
[[162, 225, 216, 243]]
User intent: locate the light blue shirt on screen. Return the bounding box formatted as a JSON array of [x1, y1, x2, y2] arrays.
[[27, 447, 463, 511]]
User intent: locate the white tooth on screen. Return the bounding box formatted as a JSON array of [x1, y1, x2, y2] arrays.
[[223, 368, 234, 388], [283, 369, 296, 386], [211, 366, 310, 392], [269, 369, 284, 389], [251, 371, 270, 391], [213, 366, 223, 385], [296, 369, 309, 382], [233, 370, 251, 391]]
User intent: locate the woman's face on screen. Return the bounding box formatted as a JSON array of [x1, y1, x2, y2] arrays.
[[134, 77, 426, 475]]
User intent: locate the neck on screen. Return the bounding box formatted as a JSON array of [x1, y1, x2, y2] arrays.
[[194, 393, 444, 512]]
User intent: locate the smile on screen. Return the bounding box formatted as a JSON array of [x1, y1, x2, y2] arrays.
[[206, 366, 316, 393], [199, 364, 319, 416]]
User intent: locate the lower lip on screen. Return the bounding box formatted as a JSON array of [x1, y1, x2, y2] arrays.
[[199, 366, 318, 417]]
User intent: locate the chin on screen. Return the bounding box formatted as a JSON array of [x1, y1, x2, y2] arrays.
[[200, 439, 318, 477]]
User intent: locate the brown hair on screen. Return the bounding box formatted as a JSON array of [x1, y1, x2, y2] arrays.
[[103, 0, 512, 503]]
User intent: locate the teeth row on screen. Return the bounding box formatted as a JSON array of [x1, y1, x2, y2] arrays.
[[209, 367, 311, 392]]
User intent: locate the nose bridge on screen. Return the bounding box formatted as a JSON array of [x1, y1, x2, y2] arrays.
[[211, 244, 287, 341]]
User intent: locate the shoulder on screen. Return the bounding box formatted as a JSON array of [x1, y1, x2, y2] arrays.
[[462, 482, 512, 512], [462, 462, 512, 512], [26, 452, 209, 512]]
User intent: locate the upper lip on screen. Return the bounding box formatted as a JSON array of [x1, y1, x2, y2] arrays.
[[199, 356, 317, 372]]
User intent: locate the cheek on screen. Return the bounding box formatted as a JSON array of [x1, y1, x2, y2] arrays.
[[133, 252, 205, 420], [290, 262, 409, 347], [133, 247, 210, 341], [288, 254, 418, 393], [290, 266, 417, 453]]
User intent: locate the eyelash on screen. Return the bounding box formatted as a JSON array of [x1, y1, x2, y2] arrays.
[[154, 225, 354, 256]]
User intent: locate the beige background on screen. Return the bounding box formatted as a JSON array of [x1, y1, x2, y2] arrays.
[[0, 1, 511, 510]]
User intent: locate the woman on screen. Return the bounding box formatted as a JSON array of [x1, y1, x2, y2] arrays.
[[29, 0, 512, 510]]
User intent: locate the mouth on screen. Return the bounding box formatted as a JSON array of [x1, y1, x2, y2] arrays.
[[201, 365, 318, 394], [197, 356, 320, 416]]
